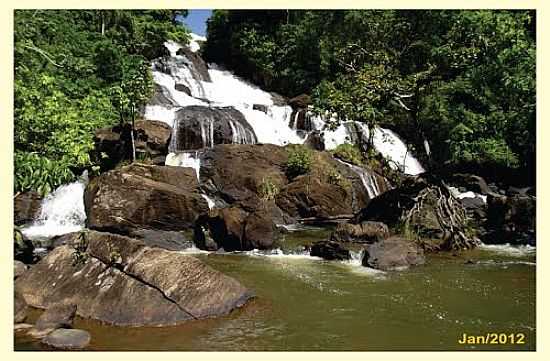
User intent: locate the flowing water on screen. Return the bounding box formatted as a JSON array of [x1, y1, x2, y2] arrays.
[[15, 228, 535, 351]]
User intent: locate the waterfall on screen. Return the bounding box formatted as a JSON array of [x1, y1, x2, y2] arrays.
[[336, 159, 382, 199], [22, 173, 88, 239], [166, 151, 202, 180]]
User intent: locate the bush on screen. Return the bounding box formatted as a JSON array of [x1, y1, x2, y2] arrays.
[[285, 145, 312, 179], [331, 143, 364, 166], [258, 176, 280, 201]]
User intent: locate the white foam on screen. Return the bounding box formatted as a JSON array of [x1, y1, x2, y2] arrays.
[[478, 243, 536, 257], [22, 177, 87, 239], [165, 152, 201, 180]]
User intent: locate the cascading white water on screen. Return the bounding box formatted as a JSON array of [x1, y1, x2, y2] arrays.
[[337, 159, 382, 199], [21, 174, 88, 238], [166, 151, 202, 180]]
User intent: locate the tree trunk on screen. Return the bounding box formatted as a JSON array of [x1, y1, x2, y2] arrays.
[[101, 12, 105, 36], [130, 105, 136, 162]]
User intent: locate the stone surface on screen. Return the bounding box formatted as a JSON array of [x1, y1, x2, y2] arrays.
[[175, 83, 192, 95], [15, 291, 28, 323], [14, 191, 42, 225], [310, 241, 351, 261], [362, 237, 425, 271], [85, 164, 208, 234], [42, 329, 91, 350], [485, 194, 536, 245], [128, 228, 192, 251], [288, 94, 311, 109], [330, 221, 390, 244], [16, 231, 252, 327], [14, 229, 35, 264], [35, 303, 77, 331]]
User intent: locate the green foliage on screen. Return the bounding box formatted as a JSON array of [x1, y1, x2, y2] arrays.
[[258, 177, 280, 201], [325, 167, 352, 190], [331, 144, 364, 166], [285, 145, 312, 179], [14, 10, 189, 195]]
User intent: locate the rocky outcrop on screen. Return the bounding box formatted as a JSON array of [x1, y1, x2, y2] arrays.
[[175, 83, 192, 96], [310, 241, 351, 261], [330, 221, 389, 244], [175, 46, 211, 82], [128, 229, 192, 251], [15, 291, 28, 323], [362, 237, 425, 271], [14, 261, 27, 279], [170, 106, 257, 151], [14, 191, 42, 225], [85, 164, 208, 234], [194, 206, 278, 251], [15, 231, 253, 327], [14, 228, 34, 264]]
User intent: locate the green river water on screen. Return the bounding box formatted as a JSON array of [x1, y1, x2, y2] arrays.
[[15, 228, 536, 351]]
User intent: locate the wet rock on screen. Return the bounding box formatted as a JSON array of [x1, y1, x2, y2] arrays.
[[171, 106, 257, 150], [149, 83, 178, 107], [35, 303, 77, 332], [14, 260, 28, 279], [175, 83, 191, 95], [253, 104, 269, 113], [42, 329, 91, 350], [330, 221, 390, 244], [175, 46, 211, 82], [270, 92, 287, 106], [133, 120, 172, 156], [310, 241, 351, 261], [14, 191, 42, 225], [303, 131, 325, 151], [16, 231, 252, 326], [15, 291, 28, 323], [362, 237, 425, 271], [85, 164, 209, 234], [14, 228, 35, 264], [195, 206, 277, 251], [128, 229, 192, 251]]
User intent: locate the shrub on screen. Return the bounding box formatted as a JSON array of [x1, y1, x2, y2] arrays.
[[258, 176, 280, 201], [332, 143, 363, 166], [285, 145, 312, 179]]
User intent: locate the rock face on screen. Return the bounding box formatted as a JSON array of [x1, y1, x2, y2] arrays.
[[310, 241, 351, 261], [85, 164, 208, 234], [15, 291, 28, 323], [128, 229, 192, 251], [14, 261, 28, 279], [35, 303, 77, 331], [170, 106, 257, 151], [330, 221, 390, 243], [15, 231, 253, 327], [42, 329, 91, 350], [14, 229, 35, 264], [14, 191, 42, 225], [194, 206, 278, 251], [362, 237, 425, 271], [175, 46, 211, 82]]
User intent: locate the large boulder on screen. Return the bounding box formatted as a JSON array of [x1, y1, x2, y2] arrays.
[[448, 173, 493, 195], [330, 221, 390, 243], [194, 206, 278, 251], [14, 228, 34, 264], [310, 241, 351, 261], [15, 291, 28, 323], [170, 106, 257, 151], [15, 231, 253, 327], [134, 120, 172, 156], [175, 46, 211, 82], [288, 94, 311, 109], [362, 237, 425, 271], [85, 164, 209, 234], [14, 191, 42, 225], [14, 260, 28, 279], [199, 144, 381, 222]]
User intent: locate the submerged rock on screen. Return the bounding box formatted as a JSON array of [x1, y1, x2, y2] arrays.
[[362, 237, 425, 271], [42, 329, 91, 350], [16, 231, 252, 327], [85, 164, 208, 234], [310, 241, 351, 261], [330, 221, 389, 244]]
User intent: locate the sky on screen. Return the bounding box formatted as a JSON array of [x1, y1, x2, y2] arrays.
[[182, 10, 212, 36]]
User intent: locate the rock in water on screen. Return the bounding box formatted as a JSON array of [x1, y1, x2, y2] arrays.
[[362, 237, 425, 271], [330, 221, 390, 243], [84, 164, 209, 234], [310, 241, 351, 261], [42, 329, 91, 350], [15, 231, 252, 327], [35, 303, 77, 331]]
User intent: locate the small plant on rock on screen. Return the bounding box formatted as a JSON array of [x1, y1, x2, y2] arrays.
[[258, 176, 279, 202], [332, 143, 364, 166], [285, 145, 312, 179]]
